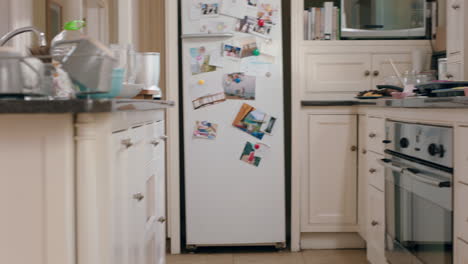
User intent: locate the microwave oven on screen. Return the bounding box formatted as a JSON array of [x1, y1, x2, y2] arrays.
[[341, 0, 427, 39]]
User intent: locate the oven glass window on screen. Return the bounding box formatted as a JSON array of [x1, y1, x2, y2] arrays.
[[385, 168, 453, 264]]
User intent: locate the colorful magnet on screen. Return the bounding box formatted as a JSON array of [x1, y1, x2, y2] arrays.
[[253, 49, 260, 56], [196, 55, 203, 61], [198, 80, 205, 85], [234, 78, 242, 83], [258, 19, 265, 27], [266, 72, 272, 78], [254, 144, 260, 150]]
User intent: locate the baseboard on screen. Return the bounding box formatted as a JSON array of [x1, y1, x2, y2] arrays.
[[300, 232, 366, 250]]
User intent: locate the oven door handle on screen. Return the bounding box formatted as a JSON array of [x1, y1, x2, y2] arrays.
[[378, 158, 405, 173], [404, 168, 452, 188]]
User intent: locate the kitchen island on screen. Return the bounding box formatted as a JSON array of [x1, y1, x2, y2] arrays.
[[0, 99, 173, 264]]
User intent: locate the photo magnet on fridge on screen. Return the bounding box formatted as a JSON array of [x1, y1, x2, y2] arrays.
[[223, 72, 256, 100], [190, 46, 218, 75], [232, 103, 277, 140], [190, 0, 221, 20], [193, 121, 219, 140], [239, 142, 271, 167]]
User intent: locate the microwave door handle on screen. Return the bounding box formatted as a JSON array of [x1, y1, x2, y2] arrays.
[[404, 169, 451, 188], [378, 159, 405, 172]]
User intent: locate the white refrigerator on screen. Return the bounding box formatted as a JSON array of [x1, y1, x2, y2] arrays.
[[181, 0, 285, 248]]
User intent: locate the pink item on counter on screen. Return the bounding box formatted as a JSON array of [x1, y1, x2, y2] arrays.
[[465, 88, 468, 96]]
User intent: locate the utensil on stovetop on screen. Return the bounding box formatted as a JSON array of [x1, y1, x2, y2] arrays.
[[414, 81, 468, 96]]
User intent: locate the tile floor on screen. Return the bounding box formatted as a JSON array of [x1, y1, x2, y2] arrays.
[[167, 249, 368, 264]]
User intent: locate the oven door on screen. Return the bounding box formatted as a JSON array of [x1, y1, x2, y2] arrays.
[[380, 157, 453, 264]]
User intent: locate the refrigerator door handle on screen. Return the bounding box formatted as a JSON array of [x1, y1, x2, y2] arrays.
[[181, 33, 234, 39]]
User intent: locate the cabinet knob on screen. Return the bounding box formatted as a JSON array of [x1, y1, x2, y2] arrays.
[[160, 135, 168, 141], [369, 168, 377, 174], [133, 193, 144, 202], [122, 139, 133, 148], [158, 217, 166, 223], [373, 70, 380, 77], [371, 220, 379, 226], [351, 146, 358, 152], [452, 4, 461, 9], [369, 133, 377, 138], [446, 73, 454, 79], [364, 70, 371, 77], [362, 149, 367, 154], [151, 139, 160, 146]]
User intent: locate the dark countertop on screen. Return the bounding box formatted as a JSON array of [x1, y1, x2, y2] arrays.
[[0, 99, 175, 113], [302, 97, 468, 109], [301, 100, 378, 106]]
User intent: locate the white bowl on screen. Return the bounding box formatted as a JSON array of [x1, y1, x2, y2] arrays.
[[119, 83, 144, 98]]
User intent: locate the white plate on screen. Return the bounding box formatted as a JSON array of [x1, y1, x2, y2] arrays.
[[119, 83, 144, 98]]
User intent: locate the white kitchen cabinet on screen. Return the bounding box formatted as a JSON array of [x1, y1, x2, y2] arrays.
[[446, 0, 468, 80], [367, 151, 385, 192], [303, 53, 372, 94], [447, 60, 464, 81], [0, 107, 169, 264], [0, 115, 75, 264], [301, 51, 430, 97], [358, 115, 368, 240], [367, 116, 386, 155], [367, 185, 386, 264], [455, 182, 468, 243], [447, 0, 464, 56], [301, 114, 358, 232], [455, 126, 468, 185], [456, 238, 468, 264]]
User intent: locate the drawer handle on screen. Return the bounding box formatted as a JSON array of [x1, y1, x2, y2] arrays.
[[151, 139, 160, 147], [452, 4, 461, 9], [133, 193, 144, 202], [160, 135, 168, 141], [371, 220, 379, 226], [122, 139, 133, 148], [369, 133, 377, 138], [158, 217, 166, 223], [351, 146, 357, 152], [369, 168, 377, 174]]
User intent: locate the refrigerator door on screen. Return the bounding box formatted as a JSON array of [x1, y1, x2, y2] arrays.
[[181, 0, 286, 246]]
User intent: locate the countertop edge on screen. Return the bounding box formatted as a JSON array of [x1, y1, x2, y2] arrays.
[[0, 99, 175, 114]]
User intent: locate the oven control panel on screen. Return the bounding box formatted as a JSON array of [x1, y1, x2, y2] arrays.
[[385, 121, 453, 168]]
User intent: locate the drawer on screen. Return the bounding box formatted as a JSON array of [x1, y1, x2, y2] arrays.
[[456, 182, 468, 242], [367, 116, 385, 155], [367, 151, 385, 192], [456, 238, 468, 264]]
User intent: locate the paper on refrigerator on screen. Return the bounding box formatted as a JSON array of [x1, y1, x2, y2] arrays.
[[190, 71, 226, 110]]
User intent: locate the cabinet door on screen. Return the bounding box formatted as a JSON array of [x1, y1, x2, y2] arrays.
[[447, 61, 463, 81], [455, 126, 468, 185], [111, 131, 131, 264], [358, 115, 368, 240], [303, 53, 372, 94], [371, 54, 413, 88], [301, 115, 358, 232], [367, 186, 386, 264], [447, 0, 464, 56], [455, 182, 468, 243]]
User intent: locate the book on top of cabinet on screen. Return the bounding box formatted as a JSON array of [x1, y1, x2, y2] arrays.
[[304, 1, 340, 41]]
